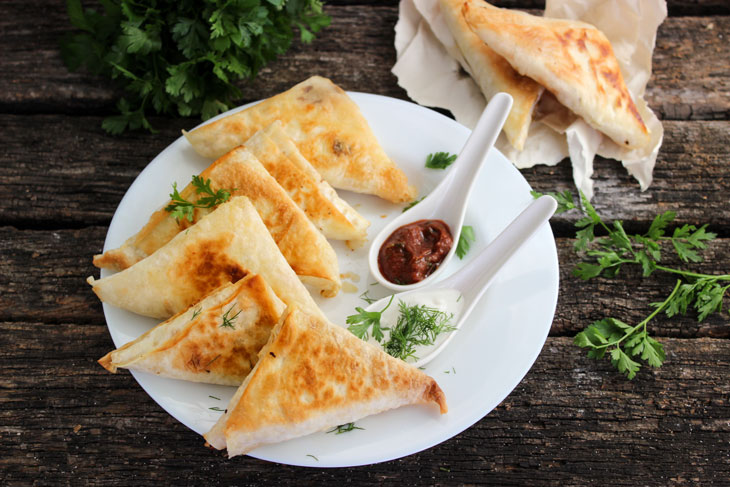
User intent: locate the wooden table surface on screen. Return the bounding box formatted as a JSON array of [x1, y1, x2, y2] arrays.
[[2, 1, 729, 484]]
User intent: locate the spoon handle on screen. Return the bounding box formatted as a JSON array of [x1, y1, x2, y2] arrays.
[[440, 93, 513, 228], [440, 195, 558, 312]]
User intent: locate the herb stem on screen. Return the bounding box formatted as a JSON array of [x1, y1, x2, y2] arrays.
[[654, 266, 730, 281]]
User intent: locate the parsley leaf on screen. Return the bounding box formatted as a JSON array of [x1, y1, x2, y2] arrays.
[[425, 152, 457, 169], [455, 225, 475, 259], [165, 175, 233, 222], [402, 196, 425, 213], [346, 295, 394, 342], [60, 0, 331, 133]]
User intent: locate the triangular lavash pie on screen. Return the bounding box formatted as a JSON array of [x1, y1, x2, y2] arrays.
[[98, 275, 285, 386], [93, 147, 341, 297], [438, 0, 543, 151], [243, 121, 369, 241], [87, 196, 323, 320], [463, 1, 650, 150], [183, 76, 417, 203], [204, 307, 448, 457]]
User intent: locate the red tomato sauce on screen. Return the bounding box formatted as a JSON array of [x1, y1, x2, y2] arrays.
[[377, 219, 453, 285]]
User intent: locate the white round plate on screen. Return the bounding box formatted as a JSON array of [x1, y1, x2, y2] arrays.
[[100, 92, 559, 467]]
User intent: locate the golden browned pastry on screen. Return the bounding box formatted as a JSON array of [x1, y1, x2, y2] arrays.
[[183, 76, 417, 203], [463, 1, 650, 150], [204, 307, 448, 457], [87, 196, 323, 320], [99, 275, 285, 386], [93, 147, 341, 297], [244, 121, 369, 242], [438, 0, 543, 151]]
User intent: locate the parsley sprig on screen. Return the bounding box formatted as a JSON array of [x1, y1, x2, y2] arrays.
[[326, 422, 364, 434], [534, 190, 730, 379], [165, 175, 233, 222], [425, 152, 457, 169], [346, 295, 394, 342], [60, 0, 330, 133], [455, 225, 475, 259]]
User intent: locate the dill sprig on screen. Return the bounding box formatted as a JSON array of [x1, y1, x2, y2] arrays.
[[326, 423, 364, 434], [534, 190, 730, 379], [165, 175, 233, 222], [384, 301, 456, 361], [220, 306, 241, 329]]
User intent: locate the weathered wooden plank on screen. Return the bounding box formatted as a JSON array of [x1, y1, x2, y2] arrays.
[[2, 114, 729, 229], [2, 226, 728, 339], [0, 1, 728, 120], [1, 327, 728, 485]]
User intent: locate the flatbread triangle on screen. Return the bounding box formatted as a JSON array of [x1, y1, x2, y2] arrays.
[[183, 76, 417, 203], [98, 275, 286, 386], [463, 1, 650, 150], [204, 307, 447, 457], [93, 146, 342, 297], [87, 196, 323, 320]]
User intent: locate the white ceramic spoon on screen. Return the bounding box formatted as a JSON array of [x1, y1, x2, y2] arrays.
[[361, 195, 558, 368], [368, 92, 514, 292]]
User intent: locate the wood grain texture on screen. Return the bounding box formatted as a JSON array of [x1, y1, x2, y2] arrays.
[[1, 327, 728, 485], [0, 1, 728, 120]]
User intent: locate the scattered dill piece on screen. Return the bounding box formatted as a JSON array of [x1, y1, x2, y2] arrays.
[[326, 423, 364, 434], [403, 196, 425, 213], [220, 306, 241, 329], [209, 406, 225, 412], [306, 454, 319, 461], [208, 395, 220, 401], [384, 301, 456, 361], [440, 467, 451, 472], [191, 307, 202, 321], [204, 355, 221, 368], [165, 175, 233, 222], [359, 289, 378, 305], [346, 295, 394, 342], [425, 152, 457, 169], [456, 225, 475, 259]]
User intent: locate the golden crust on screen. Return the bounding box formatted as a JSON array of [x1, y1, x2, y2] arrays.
[[438, 0, 543, 151], [98, 275, 286, 386], [463, 1, 650, 150], [87, 196, 323, 320], [204, 307, 447, 456], [184, 76, 417, 203], [93, 147, 341, 297], [244, 122, 370, 241]]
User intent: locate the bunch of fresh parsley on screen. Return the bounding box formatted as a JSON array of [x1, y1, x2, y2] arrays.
[[60, 0, 330, 133], [535, 190, 730, 379]]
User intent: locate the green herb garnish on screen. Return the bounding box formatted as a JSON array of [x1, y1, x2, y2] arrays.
[[60, 0, 331, 133], [209, 407, 225, 412], [358, 289, 378, 305], [455, 225, 475, 259], [326, 423, 364, 434], [165, 175, 232, 222], [346, 295, 394, 342], [191, 307, 202, 321], [306, 454, 319, 461], [402, 196, 425, 213], [220, 306, 241, 329], [383, 301, 456, 361], [425, 152, 457, 169], [533, 190, 730, 379], [208, 395, 220, 400]]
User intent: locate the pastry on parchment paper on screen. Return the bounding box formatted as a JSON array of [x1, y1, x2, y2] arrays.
[[438, 0, 543, 151], [93, 147, 341, 297], [99, 275, 285, 386], [204, 307, 448, 457], [184, 76, 417, 204], [463, 0, 650, 150], [88, 196, 323, 320]]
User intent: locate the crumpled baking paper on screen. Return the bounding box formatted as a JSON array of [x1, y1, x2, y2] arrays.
[[392, 0, 667, 199]]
